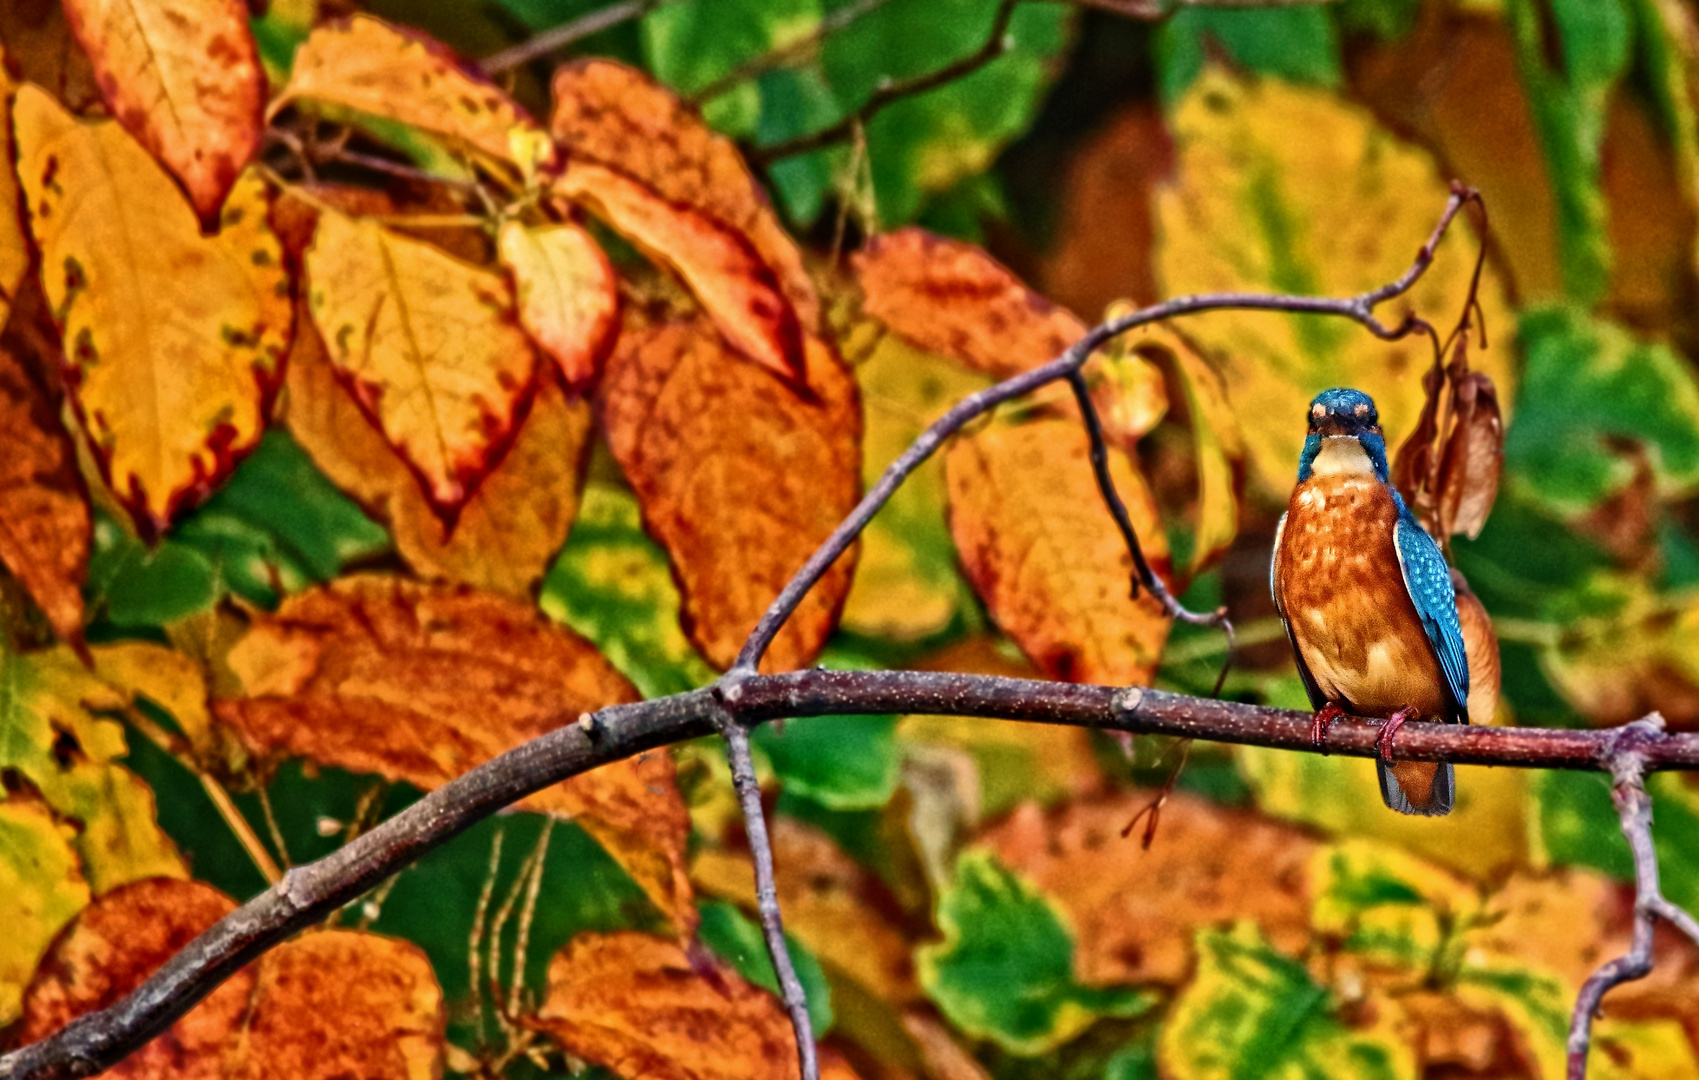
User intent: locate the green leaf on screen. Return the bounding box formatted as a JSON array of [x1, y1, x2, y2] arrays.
[[696, 899, 835, 1034], [1157, 7, 1342, 106], [541, 483, 717, 699], [1649, 772, 1699, 914], [1529, 769, 1634, 879], [1505, 0, 1632, 302], [86, 511, 217, 628], [643, 0, 822, 137], [754, 713, 900, 811], [173, 429, 391, 609], [757, 67, 848, 227], [1506, 307, 1699, 515], [1308, 841, 1474, 973], [917, 849, 1152, 1055], [1161, 923, 1412, 1080]]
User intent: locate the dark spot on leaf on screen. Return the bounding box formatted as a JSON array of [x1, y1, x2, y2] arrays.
[[50, 726, 82, 767]]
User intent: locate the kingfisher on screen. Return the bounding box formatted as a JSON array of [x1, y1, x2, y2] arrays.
[[1271, 388, 1469, 816]]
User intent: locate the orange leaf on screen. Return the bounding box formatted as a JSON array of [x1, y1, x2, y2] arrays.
[[13, 87, 290, 536], [497, 219, 618, 391], [945, 415, 1170, 684], [854, 228, 1087, 379], [550, 59, 816, 327], [0, 298, 90, 648], [0, 57, 28, 324], [304, 207, 537, 518], [532, 931, 800, 1080], [214, 575, 694, 934], [20, 878, 254, 1080], [276, 14, 549, 173], [554, 162, 802, 384], [61, 0, 262, 224], [598, 312, 861, 672], [978, 791, 1317, 987]]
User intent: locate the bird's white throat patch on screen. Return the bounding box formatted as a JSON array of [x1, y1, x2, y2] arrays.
[[1308, 435, 1376, 478]]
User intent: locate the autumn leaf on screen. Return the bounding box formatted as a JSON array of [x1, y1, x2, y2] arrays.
[[497, 220, 619, 391], [1435, 371, 1503, 540], [276, 14, 549, 175], [1155, 69, 1515, 499], [550, 58, 818, 327], [0, 796, 89, 1027], [13, 87, 291, 536], [61, 0, 263, 224], [554, 162, 803, 383], [945, 414, 1171, 685], [1537, 574, 1699, 728], [853, 228, 1087, 379], [304, 207, 538, 518], [19, 878, 251, 1078], [214, 575, 695, 934], [531, 930, 801, 1080], [978, 790, 1316, 987], [0, 302, 90, 648], [598, 312, 861, 672], [0, 55, 28, 324]]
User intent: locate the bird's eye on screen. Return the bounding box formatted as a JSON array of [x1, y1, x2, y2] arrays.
[[1354, 402, 1369, 417], [1311, 403, 1326, 419]]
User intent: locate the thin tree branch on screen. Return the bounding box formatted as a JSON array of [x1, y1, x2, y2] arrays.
[[5, 671, 1699, 1079], [479, 0, 663, 76], [711, 707, 819, 1080], [1567, 715, 1699, 1080], [729, 185, 1474, 677], [753, 0, 1021, 163]]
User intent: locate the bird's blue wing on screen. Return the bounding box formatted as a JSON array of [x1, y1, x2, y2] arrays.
[[1393, 506, 1470, 724]]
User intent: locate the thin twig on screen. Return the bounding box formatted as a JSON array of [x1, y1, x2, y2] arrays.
[[711, 707, 819, 1080], [480, 0, 662, 75], [255, 786, 291, 870], [754, 0, 1021, 163], [468, 828, 506, 1043], [508, 818, 554, 1019], [692, 0, 894, 104], [728, 186, 1476, 677], [1567, 715, 1699, 1079]]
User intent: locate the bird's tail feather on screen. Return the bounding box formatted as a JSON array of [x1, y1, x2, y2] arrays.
[[1378, 759, 1454, 816]]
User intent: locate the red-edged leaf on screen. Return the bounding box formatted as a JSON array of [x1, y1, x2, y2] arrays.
[[497, 219, 619, 391]]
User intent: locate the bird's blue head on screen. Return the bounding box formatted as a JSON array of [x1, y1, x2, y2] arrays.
[[1296, 387, 1390, 482]]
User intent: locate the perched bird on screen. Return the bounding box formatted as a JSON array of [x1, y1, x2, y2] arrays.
[[1271, 388, 1470, 816]]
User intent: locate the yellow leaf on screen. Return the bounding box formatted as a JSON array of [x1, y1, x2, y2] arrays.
[[1155, 70, 1515, 499], [91, 640, 215, 752], [276, 14, 548, 174], [62, 0, 263, 223], [497, 220, 619, 391], [1539, 576, 1699, 727], [13, 87, 290, 536], [56, 760, 186, 894], [0, 796, 89, 1027], [304, 208, 537, 518], [944, 414, 1171, 685], [0, 56, 28, 325]]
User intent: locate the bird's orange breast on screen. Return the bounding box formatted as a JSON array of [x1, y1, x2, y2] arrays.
[[1274, 473, 1447, 720]]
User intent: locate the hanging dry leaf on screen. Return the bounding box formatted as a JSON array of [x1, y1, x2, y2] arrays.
[[550, 58, 816, 327], [0, 302, 90, 648], [853, 228, 1087, 380], [978, 792, 1315, 986], [276, 14, 548, 173], [945, 415, 1170, 685], [19, 878, 251, 1080], [598, 312, 861, 672], [497, 220, 619, 391], [554, 163, 802, 384], [13, 88, 290, 536], [305, 207, 537, 518], [531, 931, 800, 1080], [61, 0, 262, 224], [1436, 371, 1503, 540], [214, 575, 695, 933]]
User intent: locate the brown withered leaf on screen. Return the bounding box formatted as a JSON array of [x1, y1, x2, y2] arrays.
[[1436, 371, 1503, 541], [284, 301, 592, 600], [225, 930, 444, 1080], [305, 207, 538, 518], [0, 305, 89, 647], [854, 229, 1086, 380], [277, 14, 549, 174], [214, 576, 695, 933], [20, 878, 251, 1080], [61, 0, 262, 224], [550, 59, 817, 327], [498, 220, 619, 391], [531, 931, 800, 1080], [978, 791, 1316, 986], [554, 162, 803, 384], [0, 0, 102, 113], [945, 415, 1170, 685], [598, 313, 861, 672], [13, 88, 291, 536]]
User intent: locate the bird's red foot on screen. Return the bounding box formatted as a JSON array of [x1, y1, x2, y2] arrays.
[[1375, 706, 1419, 763], [1309, 702, 1348, 749]]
